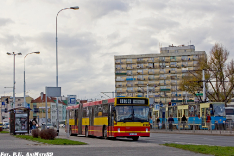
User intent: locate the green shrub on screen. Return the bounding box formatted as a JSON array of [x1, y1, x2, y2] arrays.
[[39, 129, 57, 140], [32, 129, 40, 138]]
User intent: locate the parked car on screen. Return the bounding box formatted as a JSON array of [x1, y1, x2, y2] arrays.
[[59, 124, 65, 128], [3, 123, 9, 129], [46, 123, 54, 129]]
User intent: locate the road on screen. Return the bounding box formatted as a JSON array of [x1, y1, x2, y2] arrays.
[[0, 130, 211, 156], [58, 129, 234, 147]]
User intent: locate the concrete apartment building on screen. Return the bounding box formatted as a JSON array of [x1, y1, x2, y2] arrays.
[[114, 45, 206, 105]]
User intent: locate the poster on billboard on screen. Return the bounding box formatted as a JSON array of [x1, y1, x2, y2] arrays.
[[15, 113, 28, 133], [67, 95, 77, 106]]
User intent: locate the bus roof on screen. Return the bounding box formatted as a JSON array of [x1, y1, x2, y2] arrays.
[[66, 104, 79, 110], [83, 98, 115, 107]]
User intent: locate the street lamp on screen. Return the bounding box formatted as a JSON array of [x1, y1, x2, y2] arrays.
[[7, 52, 22, 109], [24, 52, 40, 107], [55, 6, 79, 135]]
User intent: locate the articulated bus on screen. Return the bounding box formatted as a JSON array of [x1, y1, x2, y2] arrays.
[[66, 97, 150, 141]]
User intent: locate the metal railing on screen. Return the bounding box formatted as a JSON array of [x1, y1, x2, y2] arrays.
[[151, 120, 234, 134]]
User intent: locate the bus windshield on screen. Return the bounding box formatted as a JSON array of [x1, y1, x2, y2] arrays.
[[213, 104, 225, 116], [115, 106, 149, 122]]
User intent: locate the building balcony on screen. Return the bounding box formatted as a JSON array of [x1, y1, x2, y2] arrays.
[[115, 73, 127, 76], [115, 84, 125, 87], [126, 78, 136, 81], [137, 59, 145, 63], [159, 77, 166, 80], [148, 81, 156, 85], [127, 67, 134, 70], [126, 84, 134, 87], [148, 71, 155, 75], [147, 66, 154, 69], [159, 59, 165, 62], [160, 89, 171, 92], [165, 58, 170, 62], [188, 62, 193, 67], [116, 79, 125, 82], [137, 78, 145, 81], [170, 70, 176, 74]]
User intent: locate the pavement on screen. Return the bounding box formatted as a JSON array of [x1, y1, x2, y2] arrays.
[[0, 129, 212, 156]]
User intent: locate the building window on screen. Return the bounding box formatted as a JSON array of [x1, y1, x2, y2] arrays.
[[181, 55, 188, 61], [159, 57, 165, 61]]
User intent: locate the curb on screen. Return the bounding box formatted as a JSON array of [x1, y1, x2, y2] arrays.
[[150, 130, 234, 136]]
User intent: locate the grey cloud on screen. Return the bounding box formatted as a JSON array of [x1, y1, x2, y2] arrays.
[[84, 0, 131, 18], [140, 0, 169, 10], [0, 18, 13, 27], [137, 17, 180, 31]]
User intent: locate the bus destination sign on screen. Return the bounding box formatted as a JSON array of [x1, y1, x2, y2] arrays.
[[117, 98, 148, 105]]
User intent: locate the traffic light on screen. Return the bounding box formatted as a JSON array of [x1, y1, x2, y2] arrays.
[[168, 102, 171, 106], [6, 98, 9, 104], [4, 108, 7, 113]]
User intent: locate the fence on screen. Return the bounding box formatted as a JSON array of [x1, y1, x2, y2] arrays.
[[152, 120, 234, 134]]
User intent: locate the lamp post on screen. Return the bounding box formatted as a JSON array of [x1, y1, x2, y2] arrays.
[[24, 52, 40, 107], [55, 6, 79, 136], [7, 52, 22, 109]]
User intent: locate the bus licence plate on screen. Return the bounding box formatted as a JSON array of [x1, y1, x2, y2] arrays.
[[129, 133, 137, 135]]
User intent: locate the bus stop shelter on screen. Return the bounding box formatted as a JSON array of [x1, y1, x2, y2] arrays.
[[9, 107, 30, 135]]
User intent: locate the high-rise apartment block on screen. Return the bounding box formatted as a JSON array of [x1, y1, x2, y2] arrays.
[[114, 45, 206, 105]]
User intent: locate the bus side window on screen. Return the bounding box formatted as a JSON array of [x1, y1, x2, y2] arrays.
[[98, 105, 103, 117], [102, 104, 108, 117]]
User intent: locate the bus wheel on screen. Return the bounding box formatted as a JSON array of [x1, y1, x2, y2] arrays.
[[132, 136, 139, 141], [85, 126, 88, 137], [103, 126, 108, 139]]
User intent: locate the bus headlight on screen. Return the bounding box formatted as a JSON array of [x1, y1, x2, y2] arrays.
[[118, 128, 120, 132], [146, 128, 148, 132]]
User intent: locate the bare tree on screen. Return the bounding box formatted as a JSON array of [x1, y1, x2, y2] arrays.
[[179, 43, 234, 106]]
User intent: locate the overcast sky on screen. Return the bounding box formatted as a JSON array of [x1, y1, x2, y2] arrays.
[[0, 0, 234, 100]]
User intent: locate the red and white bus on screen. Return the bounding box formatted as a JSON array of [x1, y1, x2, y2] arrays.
[[66, 97, 150, 141]]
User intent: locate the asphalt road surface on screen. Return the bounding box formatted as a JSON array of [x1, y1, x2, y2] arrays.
[[0, 131, 211, 156], [59, 128, 234, 147]]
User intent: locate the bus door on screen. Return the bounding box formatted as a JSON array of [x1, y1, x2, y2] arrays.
[[200, 103, 210, 127], [78, 104, 83, 135], [75, 109, 78, 133], [89, 106, 94, 135], [108, 104, 114, 137]]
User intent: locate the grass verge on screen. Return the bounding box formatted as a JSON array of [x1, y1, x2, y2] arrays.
[[0, 130, 9, 133], [164, 143, 234, 156], [15, 135, 87, 145]]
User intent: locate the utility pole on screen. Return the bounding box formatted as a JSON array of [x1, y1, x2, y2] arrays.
[[202, 69, 206, 102]]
